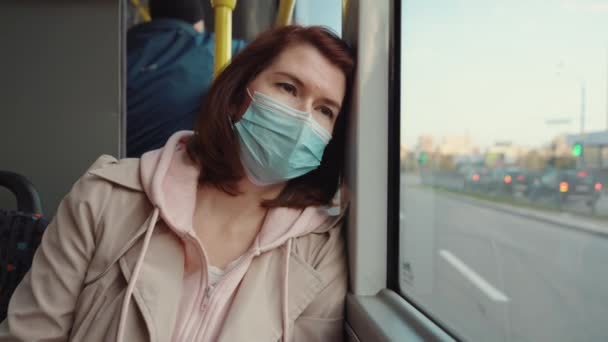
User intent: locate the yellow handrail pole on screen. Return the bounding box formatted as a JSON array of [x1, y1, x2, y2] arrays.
[[211, 0, 237, 77], [130, 0, 151, 22], [275, 0, 296, 27], [342, 0, 349, 24]]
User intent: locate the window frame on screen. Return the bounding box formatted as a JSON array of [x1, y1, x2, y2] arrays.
[[342, 0, 459, 340], [386, 1, 465, 340]]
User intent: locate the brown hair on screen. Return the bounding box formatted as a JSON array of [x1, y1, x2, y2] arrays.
[[187, 25, 355, 208]]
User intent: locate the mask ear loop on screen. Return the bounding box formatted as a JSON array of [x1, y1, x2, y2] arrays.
[[228, 88, 255, 130], [228, 114, 235, 131], [246, 87, 255, 100]]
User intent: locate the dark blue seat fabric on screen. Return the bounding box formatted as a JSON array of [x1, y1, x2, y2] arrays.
[[0, 171, 48, 322], [0, 211, 48, 322]]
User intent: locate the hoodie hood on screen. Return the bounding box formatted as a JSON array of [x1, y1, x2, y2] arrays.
[[139, 131, 198, 235], [139, 130, 335, 248]]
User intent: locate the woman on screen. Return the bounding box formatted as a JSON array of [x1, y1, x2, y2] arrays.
[[0, 25, 354, 342]]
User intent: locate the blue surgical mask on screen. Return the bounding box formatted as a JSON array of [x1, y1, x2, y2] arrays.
[[233, 90, 332, 185]]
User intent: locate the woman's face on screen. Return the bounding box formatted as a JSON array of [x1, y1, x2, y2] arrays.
[[245, 43, 346, 133]]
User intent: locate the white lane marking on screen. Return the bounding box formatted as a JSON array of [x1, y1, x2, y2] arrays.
[[439, 249, 510, 302]]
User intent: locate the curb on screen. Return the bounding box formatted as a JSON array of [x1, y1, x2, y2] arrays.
[[439, 191, 608, 239]]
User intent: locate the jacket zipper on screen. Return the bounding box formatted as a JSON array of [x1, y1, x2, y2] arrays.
[[195, 251, 253, 341], [180, 234, 209, 340], [202, 285, 212, 310], [180, 232, 255, 341]]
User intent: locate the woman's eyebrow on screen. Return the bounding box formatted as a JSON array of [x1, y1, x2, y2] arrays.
[[274, 71, 341, 109], [274, 71, 304, 87], [321, 97, 341, 110]]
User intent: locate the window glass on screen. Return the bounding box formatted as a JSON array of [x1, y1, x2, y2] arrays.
[[294, 0, 342, 36], [399, 1, 608, 340]]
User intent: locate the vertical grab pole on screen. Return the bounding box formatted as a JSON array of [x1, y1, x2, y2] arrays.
[[275, 0, 296, 27], [211, 0, 237, 78], [343, 0, 349, 24], [130, 0, 151, 22]]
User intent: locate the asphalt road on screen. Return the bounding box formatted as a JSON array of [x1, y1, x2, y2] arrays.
[[399, 174, 608, 342]]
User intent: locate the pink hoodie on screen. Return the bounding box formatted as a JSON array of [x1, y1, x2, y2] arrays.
[[115, 131, 335, 342]]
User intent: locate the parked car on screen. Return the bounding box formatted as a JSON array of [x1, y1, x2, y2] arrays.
[[512, 169, 542, 197], [487, 167, 525, 195], [528, 168, 603, 212], [463, 167, 492, 192]]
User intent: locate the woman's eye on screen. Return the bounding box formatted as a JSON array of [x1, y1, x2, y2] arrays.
[[278, 82, 297, 95], [320, 106, 335, 119]]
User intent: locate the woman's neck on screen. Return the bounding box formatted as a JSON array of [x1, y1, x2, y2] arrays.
[[194, 177, 285, 235], [192, 177, 286, 267]]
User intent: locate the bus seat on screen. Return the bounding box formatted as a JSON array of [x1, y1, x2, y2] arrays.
[[0, 171, 43, 216], [0, 171, 48, 322]]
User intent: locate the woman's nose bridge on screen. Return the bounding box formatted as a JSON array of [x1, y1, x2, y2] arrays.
[[294, 95, 315, 113]]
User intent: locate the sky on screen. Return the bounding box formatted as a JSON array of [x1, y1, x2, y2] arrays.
[[400, 0, 608, 149]]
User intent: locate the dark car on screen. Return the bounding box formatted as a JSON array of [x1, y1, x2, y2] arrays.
[[528, 168, 603, 212], [487, 167, 525, 195], [512, 170, 542, 197], [563, 169, 603, 200], [463, 167, 492, 192]]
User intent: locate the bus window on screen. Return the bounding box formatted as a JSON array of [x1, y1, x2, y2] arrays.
[[294, 0, 342, 36], [399, 1, 608, 341]]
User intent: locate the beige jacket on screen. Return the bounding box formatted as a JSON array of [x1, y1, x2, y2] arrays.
[[0, 155, 347, 341]]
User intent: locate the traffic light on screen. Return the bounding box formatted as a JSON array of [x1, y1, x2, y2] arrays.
[[418, 152, 429, 165], [572, 142, 583, 157]]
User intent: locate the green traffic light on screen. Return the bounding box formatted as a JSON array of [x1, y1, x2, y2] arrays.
[[418, 152, 428, 165], [572, 143, 583, 157]]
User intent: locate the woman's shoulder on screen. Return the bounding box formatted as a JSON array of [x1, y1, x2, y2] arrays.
[[64, 155, 150, 236], [293, 207, 347, 271], [62, 155, 142, 209], [63, 156, 154, 272], [291, 209, 348, 320], [84, 155, 143, 192]]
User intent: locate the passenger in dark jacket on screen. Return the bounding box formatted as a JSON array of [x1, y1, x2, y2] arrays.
[[127, 0, 246, 157]]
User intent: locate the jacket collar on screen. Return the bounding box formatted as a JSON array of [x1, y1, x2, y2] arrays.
[[217, 251, 324, 341], [118, 217, 185, 342], [89, 158, 144, 192]]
